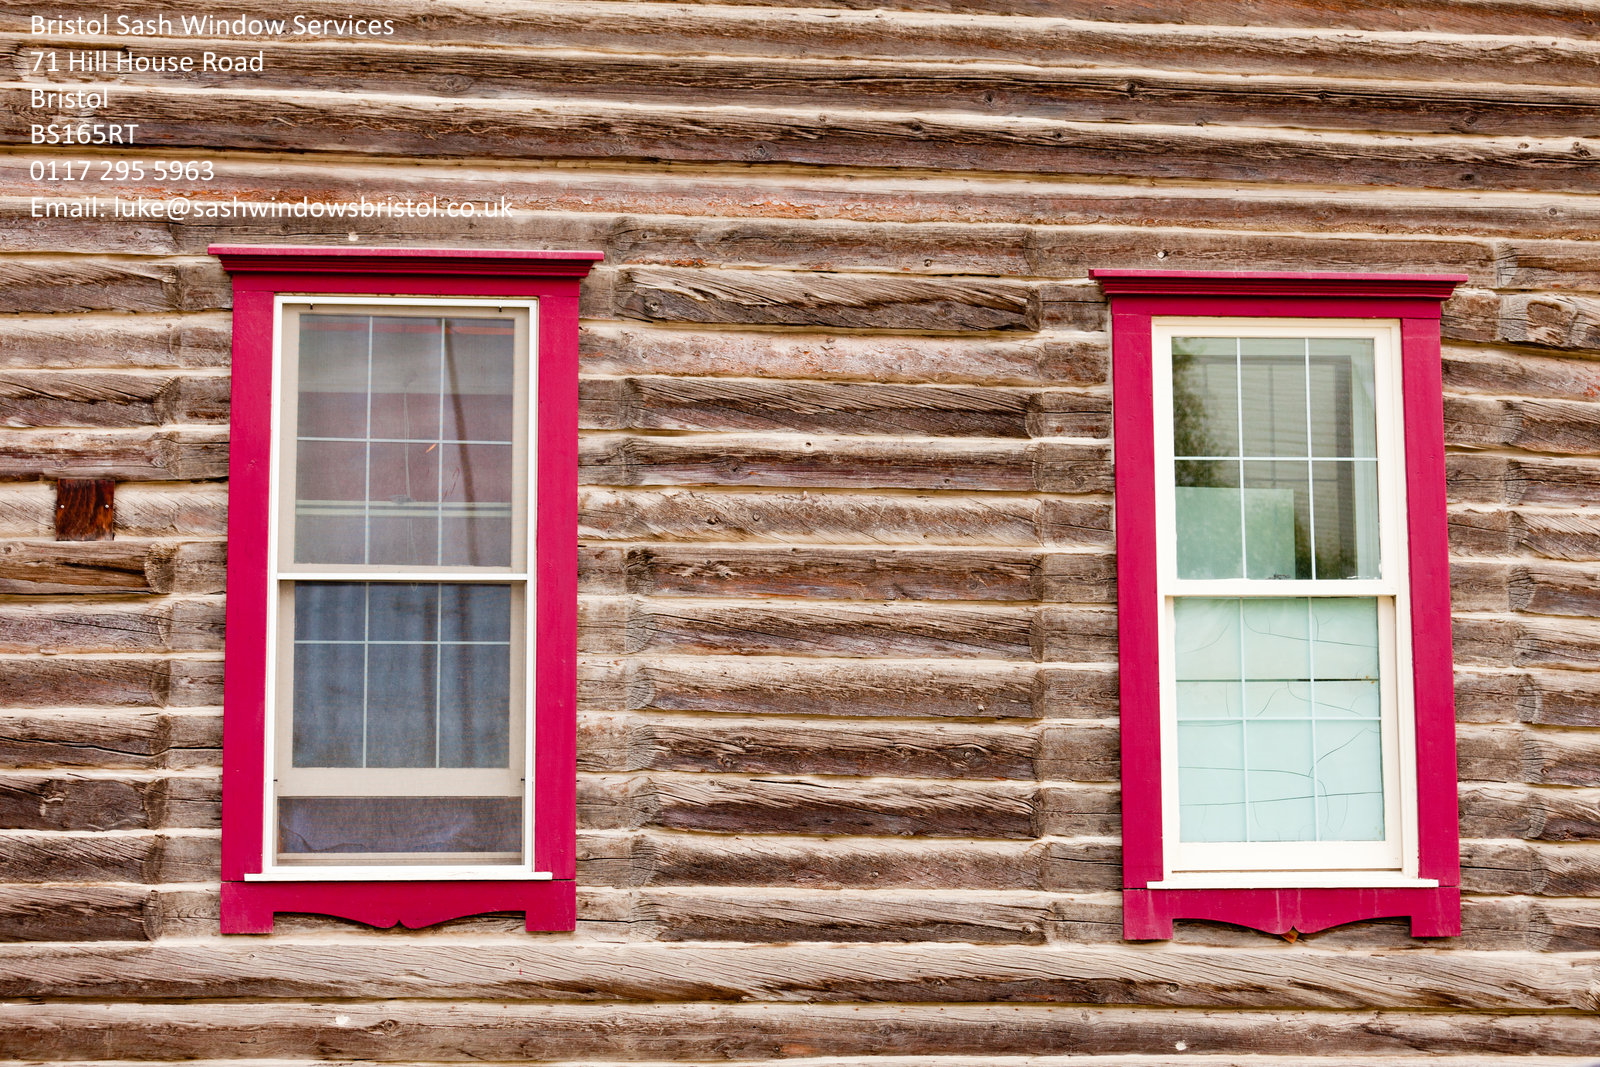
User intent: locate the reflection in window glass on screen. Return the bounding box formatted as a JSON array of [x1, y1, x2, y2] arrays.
[[1172, 336, 1379, 580]]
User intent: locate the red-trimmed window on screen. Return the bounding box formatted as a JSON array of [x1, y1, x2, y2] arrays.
[[1093, 270, 1465, 940], [214, 247, 601, 933]]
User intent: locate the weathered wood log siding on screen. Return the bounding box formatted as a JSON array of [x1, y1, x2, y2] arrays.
[[1, 0, 1597, 1063]]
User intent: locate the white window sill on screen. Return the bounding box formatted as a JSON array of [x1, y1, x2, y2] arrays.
[[1147, 872, 1438, 890]]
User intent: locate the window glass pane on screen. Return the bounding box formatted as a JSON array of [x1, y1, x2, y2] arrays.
[[1174, 597, 1385, 844], [1171, 335, 1381, 581], [293, 313, 518, 568], [278, 796, 521, 856], [1239, 338, 1308, 458], [1172, 337, 1239, 458], [290, 582, 515, 771], [1173, 598, 1240, 680], [1178, 721, 1245, 842], [1308, 338, 1377, 459]]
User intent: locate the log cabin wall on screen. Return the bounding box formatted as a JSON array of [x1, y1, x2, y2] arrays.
[[2, 0, 1600, 1062]]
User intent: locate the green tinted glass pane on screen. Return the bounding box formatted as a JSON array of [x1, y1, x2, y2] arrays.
[[1172, 337, 1239, 458], [1239, 338, 1308, 458], [1174, 597, 1386, 845], [1178, 720, 1246, 842]]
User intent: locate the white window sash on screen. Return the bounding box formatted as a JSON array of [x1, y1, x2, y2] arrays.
[[1149, 318, 1418, 883]]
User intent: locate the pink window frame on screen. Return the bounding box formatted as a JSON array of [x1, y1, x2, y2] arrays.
[[1092, 269, 1466, 940], [213, 246, 603, 933]]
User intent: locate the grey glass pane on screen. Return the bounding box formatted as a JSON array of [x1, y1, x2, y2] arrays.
[[1172, 337, 1239, 458], [1241, 460, 1310, 579], [1312, 459, 1381, 580], [1240, 598, 1309, 680], [294, 582, 366, 642], [365, 643, 437, 767], [442, 319, 517, 443], [1308, 338, 1377, 459], [291, 582, 515, 772], [1178, 720, 1245, 842], [367, 583, 440, 643], [438, 643, 512, 768], [368, 317, 444, 442], [293, 313, 517, 568], [441, 584, 512, 642], [1174, 599, 1240, 681], [1245, 720, 1316, 841], [292, 641, 364, 767], [1314, 720, 1386, 840], [1239, 339, 1308, 458], [279, 796, 521, 857], [296, 315, 370, 439]]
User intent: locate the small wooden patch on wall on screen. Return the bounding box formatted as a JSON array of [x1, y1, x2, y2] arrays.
[[55, 479, 115, 541]]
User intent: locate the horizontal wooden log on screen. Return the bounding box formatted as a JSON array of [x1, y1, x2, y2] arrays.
[[0, 711, 219, 769], [578, 773, 1117, 838], [6, 146, 1600, 246], [1459, 782, 1600, 841], [0, 599, 224, 653], [1445, 395, 1600, 455], [580, 376, 1108, 439], [615, 268, 1038, 332], [9, 1, 1599, 80], [0, 428, 228, 481], [580, 435, 1111, 493], [1, 483, 231, 540], [1507, 561, 1600, 617], [0, 885, 155, 943], [582, 713, 1117, 781], [1446, 455, 1600, 507], [582, 545, 1114, 602], [0, 831, 215, 884], [0, 313, 231, 370], [578, 830, 1120, 891], [1443, 345, 1600, 400], [586, 887, 1088, 945], [0, 657, 221, 710], [1510, 668, 1600, 727], [580, 599, 1118, 661], [0, 540, 225, 595], [0, 773, 216, 831], [1460, 897, 1600, 953], [1446, 506, 1510, 557], [7, 999, 1600, 1061], [1510, 508, 1600, 562], [1460, 839, 1600, 897], [581, 712, 1035, 778], [582, 324, 1108, 387], [13, 32, 1600, 138], [0, 939, 1591, 1008], [0, 258, 228, 314], [579, 658, 1119, 719], [1492, 293, 1600, 352], [1449, 560, 1508, 612], [9, 80, 1600, 191], [580, 489, 1112, 548], [0, 371, 229, 428]]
